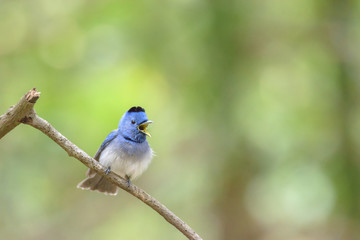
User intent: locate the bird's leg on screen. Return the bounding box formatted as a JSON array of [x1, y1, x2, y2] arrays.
[[125, 175, 131, 188], [105, 166, 111, 175]]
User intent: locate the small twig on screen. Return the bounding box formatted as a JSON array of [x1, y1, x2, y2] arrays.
[[0, 88, 40, 138], [0, 88, 202, 240]]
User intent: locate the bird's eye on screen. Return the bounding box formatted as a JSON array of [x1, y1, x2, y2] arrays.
[[131, 120, 136, 124]]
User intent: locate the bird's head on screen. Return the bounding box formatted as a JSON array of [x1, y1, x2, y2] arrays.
[[118, 106, 152, 143]]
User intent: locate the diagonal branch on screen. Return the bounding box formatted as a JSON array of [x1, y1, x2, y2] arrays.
[[0, 88, 202, 240], [0, 88, 40, 138]]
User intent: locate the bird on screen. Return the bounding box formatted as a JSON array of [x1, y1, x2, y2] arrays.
[[77, 106, 153, 195]]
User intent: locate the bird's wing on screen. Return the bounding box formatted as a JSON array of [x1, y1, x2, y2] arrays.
[[86, 129, 118, 177], [94, 130, 118, 160]]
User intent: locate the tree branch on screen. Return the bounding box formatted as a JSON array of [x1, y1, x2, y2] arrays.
[[0, 88, 40, 138], [0, 88, 202, 240]]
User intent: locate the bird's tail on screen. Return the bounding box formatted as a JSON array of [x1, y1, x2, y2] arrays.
[[77, 173, 118, 195]]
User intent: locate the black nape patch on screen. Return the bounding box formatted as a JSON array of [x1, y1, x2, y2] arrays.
[[128, 106, 145, 113]]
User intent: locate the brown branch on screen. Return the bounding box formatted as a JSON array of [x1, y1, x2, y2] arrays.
[[0, 88, 40, 138], [0, 88, 202, 240]]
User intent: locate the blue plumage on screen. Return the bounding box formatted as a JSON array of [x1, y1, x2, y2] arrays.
[[77, 106, 153, 195]]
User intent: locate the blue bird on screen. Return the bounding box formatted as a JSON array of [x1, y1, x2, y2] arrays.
[[77, 106, 153, 195]]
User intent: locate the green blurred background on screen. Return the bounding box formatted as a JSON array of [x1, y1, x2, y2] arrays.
[[1, 0, 360, 239]]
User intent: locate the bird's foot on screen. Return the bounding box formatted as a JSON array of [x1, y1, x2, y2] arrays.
[[126, 175, 131, 188], [105, 167, 111, 175]]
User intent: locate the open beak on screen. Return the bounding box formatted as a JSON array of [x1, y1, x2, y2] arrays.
[[138, 120, 152, 137]]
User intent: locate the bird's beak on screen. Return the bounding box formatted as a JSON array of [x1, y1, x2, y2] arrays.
[[138, 120, 152, 137]]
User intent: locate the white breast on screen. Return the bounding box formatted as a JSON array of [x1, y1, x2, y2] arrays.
[[99, 145, 153, 180]]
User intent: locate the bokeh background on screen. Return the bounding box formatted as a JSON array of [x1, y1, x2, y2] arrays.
[[1, 0, 360, 239]]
